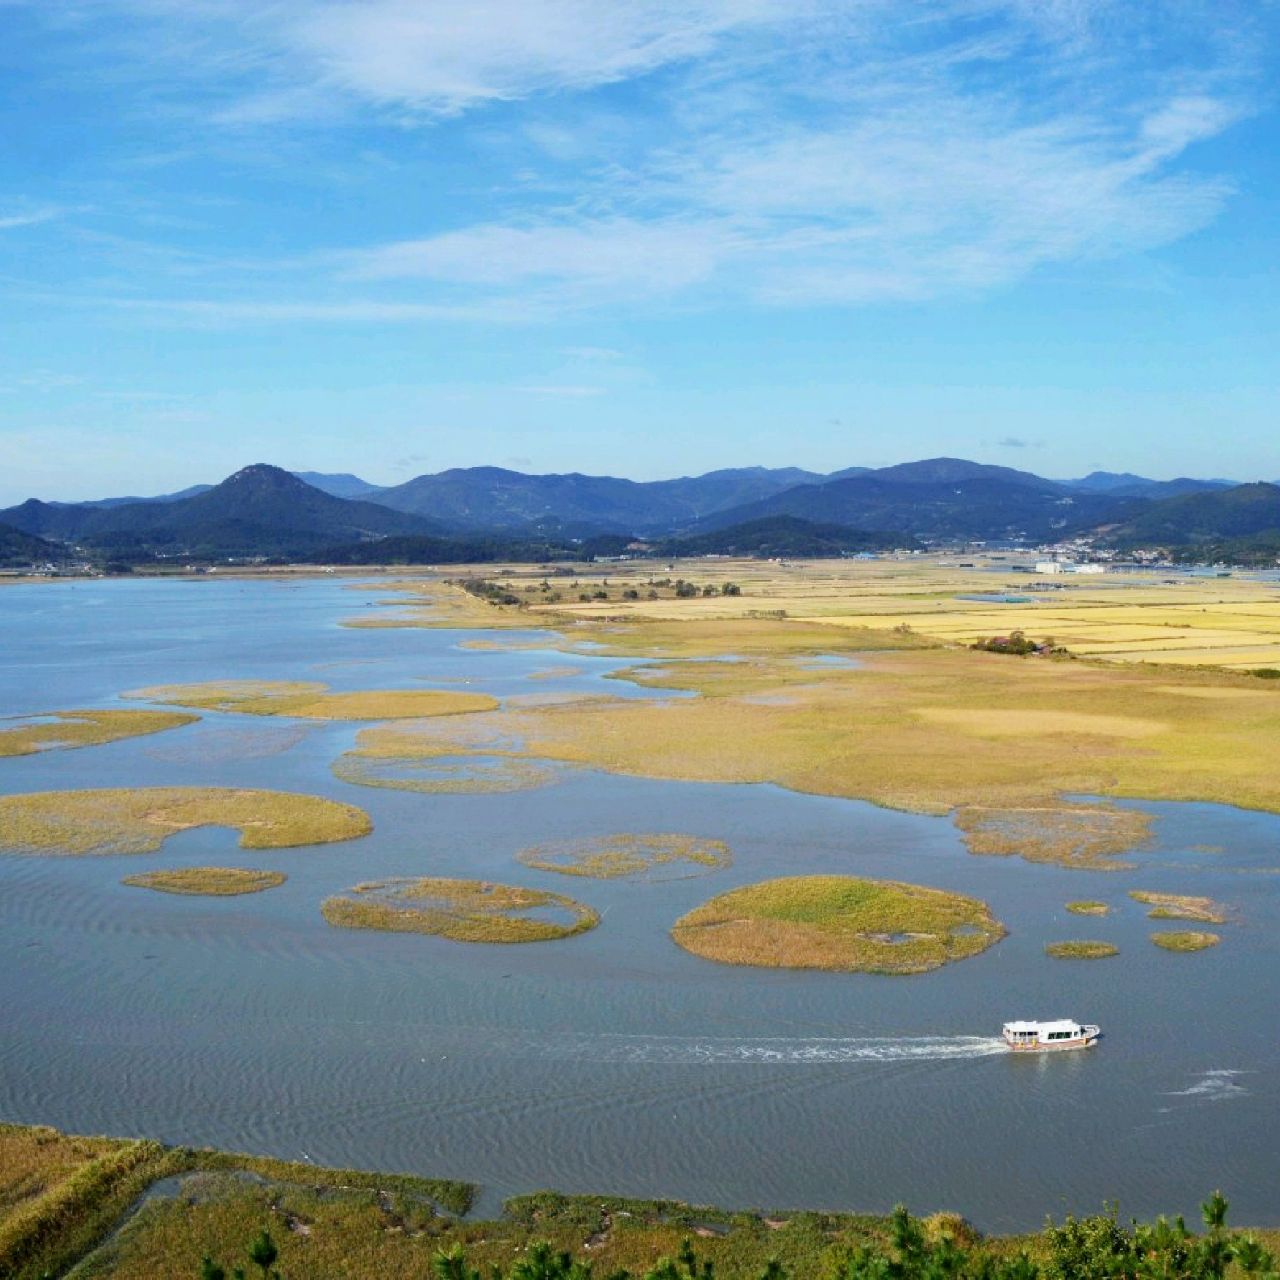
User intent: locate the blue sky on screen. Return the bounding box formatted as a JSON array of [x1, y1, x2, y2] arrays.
[[1, 0, 1277, 503]]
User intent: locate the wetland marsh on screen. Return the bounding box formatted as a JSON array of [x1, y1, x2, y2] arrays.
[[1, 573, 1279, 1232]]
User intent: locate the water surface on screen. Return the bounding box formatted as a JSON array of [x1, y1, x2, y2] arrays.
[[1, 577, 1277, 1231]]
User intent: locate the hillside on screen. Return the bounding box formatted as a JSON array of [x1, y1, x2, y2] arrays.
[[371, 465, 827, 532], [0, 465, 439, 559], [659, 515, 914, 557], [291, 471, 386, 499], [1066, 472, 1233, 499], [0, 522, 67, 567], [699, 460, 1140, 542], [1104, 482, 1280, 548]]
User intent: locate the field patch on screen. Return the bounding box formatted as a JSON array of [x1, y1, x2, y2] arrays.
[[0, 709, 196, 759], [121, 867, 286, 895], [671, 874, 1004, 974], [517, 833, 731, 881], [0, 787, 371, 856], [127, 679, 497, 720], [322, 877, 598, 943]]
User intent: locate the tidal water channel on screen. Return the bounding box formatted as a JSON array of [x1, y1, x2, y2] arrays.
[[0, 577, 1277, 1230]]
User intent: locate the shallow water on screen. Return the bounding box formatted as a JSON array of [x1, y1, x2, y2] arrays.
[[1, 578, 1278, 1231]]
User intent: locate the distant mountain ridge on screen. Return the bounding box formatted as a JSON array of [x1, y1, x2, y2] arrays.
[[6, 458, 1279, 563], [1063, 472, 1235, 500], [0, 465, 439, 559], [1102, 482, 1280, 548], [370, 465, 830, 533], [693, 459, 1142, 543]]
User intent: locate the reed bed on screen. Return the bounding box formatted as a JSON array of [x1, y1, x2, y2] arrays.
[[516, 833, 732, 881], [341, 580, 555, 630], [127, 679, 496, 720], [955, 805, 1152, 870], [333, 752, 561, 795], [0, 1123, 473, 1280], [322, 877, 599, 943], [9, 1117, 1280, 1280], [121, 867, 286, 895], [671, 875, 1004, 974], [1151, 930, 1221, 952], [1044, 941, 1118, 959], [347, 632, 1280, 868], [1128, 890, 1229, 923], [0, 709, 196, 759], [0, 787, 371, 856]]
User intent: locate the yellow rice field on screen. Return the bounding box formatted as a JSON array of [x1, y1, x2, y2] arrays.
[[362, 558, 1280, 670]]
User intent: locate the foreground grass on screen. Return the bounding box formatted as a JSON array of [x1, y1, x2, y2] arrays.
[[517, 833, 732, 880], [0, 787, 371, 856], [120, 867, 286, 895], [0, 709, 196, 758], [5, 1123, 1275, 1280], [128, 679, 497, 720], [322, 876, 599, 943], [1152, 930, 1221, 952], [671, 875, 1005, 974], [0, 1123, 473, 1280], [1045, 940, 1119, 959], [1130, 891, 1230, 924]]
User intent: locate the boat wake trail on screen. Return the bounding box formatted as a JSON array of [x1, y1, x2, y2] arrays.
[[521, 1033, 1008, 1065]]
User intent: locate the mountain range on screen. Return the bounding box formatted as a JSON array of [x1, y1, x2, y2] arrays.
[[1, 460, 1275, 565]]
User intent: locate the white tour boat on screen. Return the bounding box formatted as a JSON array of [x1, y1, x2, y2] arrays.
[[1002, 1018, 1100, 1052]]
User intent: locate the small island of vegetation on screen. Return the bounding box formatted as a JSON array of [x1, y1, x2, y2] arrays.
[[1130, 891, 1229, 924], [0, 708, 197, 759], [517, 833, 732, 880], [0, 787, 371, 856], [127, 679, 497, 721], [121, 867, 286, 896], [1065, 901, 1110, 916], [322, 877, 599, 943], [1151, 931, 1221, 952], [1044, 940, 1119, 959], [671, 875, 1005, 974]]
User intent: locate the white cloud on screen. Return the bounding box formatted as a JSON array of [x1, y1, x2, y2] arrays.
[[283, 0, 789, 114], [339, 85, 1236, 308], [7, 0, 1260, 321], [0, 207, 62, 231], [345, 218, 732, 293]]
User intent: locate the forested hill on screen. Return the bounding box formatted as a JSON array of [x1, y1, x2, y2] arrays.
[[0, 465, 440, 559]]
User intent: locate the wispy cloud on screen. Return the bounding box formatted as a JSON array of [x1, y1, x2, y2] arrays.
[[3, 0, 1265, 323], [0, 206, 64, 232], [283, 0, 792, 116]]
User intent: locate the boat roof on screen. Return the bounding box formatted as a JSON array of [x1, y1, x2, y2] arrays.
[[1004, 1018, 1079, 1033]]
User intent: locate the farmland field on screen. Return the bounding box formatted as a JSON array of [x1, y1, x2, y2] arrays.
[[391, 556, 1280, 670]]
